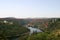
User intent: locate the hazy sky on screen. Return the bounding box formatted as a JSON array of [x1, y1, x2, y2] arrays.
[[0, 0, 60, 18]]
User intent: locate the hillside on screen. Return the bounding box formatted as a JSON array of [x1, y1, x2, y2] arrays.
[[0, 17, 60, 40]]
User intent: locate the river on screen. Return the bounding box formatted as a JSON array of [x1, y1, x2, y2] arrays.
[[27, 27, 42, 35], [8, 26, 42, 40]]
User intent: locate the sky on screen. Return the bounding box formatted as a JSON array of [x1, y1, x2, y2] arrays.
[[0, 0, 60, 18]]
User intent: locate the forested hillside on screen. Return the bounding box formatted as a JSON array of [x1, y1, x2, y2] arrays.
[[0, 18, 60, 40], [0, 19, 29, 40], [27, 18, 60, 40]]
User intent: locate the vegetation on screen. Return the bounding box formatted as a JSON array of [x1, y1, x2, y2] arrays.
[[26, 18, 60, 40], [0, 20, 29, 40], [0, 18, 60, 40]]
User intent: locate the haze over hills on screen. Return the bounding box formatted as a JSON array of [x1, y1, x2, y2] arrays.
[[0, 17, 57, 28], [0, 17, 57, 23], [0, 17, 60, 40]]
